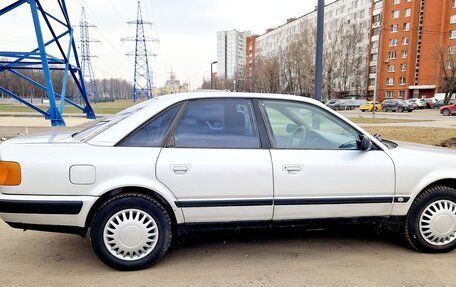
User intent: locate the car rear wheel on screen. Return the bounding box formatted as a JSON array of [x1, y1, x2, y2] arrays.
[[90, 193, 172, 270], [382, 107, 388, 112], [403, 185, 456, 253], [443, 109, 451, 116], [398, 107, 404, 113]]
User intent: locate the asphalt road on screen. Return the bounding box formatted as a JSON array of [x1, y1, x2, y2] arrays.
[[0, 220, 455, 287]]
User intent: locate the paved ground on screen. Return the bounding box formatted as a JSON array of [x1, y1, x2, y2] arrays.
[[340, 109, 456, 129], [0, 220, 455, 287]]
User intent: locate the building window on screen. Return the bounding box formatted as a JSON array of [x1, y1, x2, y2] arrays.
[[451, 15, 456, 24], [387, 65, 395, 72], [449, 46, 456, 54], [451, 30, 456, 39], [399, 77, 406, 85], [406, 0, 412, 2], [386, 91, 394, 98], [405, 8, 411, 17], [369, 78, 376, 86], [403, 37, 409, 45], [369, 66, 377, 73], [402, 50, 408, 58], [390, 39, 398, 46], [389, 51, 397, 59], [401, 64, 407, 71], [393, 0, 400, 4], [392, 10, 400, 19], [391, 24, 399, 32], [387, 78, 394, 86], [454, 0, 456, 8], [404, 23, 411, 31], [398, 91, 405, 98]]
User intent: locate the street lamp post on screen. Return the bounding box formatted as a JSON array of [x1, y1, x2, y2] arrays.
[[210, 61, 218, 89], [314, 0, 325, 102]]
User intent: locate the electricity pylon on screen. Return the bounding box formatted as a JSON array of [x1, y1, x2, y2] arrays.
[[122, 0, 158, 102], [0, 0, 95, 126], [77, 7, 99, 102]]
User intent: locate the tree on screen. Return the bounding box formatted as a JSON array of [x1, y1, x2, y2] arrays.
[[254, 55, 280, 93], [436, 45, 456, 105]]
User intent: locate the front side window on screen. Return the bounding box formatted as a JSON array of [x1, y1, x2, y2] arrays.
[[120, 104, 181, 147], [174, 99, 259, 149], [262, 100, 360, 150]]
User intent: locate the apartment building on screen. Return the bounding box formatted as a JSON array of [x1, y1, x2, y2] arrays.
[[253, 0, 372, 96], [245, 35, 257, 91], [217, 30, 251, 80], [368, 0, 456, 100]]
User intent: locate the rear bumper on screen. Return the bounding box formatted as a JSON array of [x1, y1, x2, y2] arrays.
[[0, 193, 97, 229]]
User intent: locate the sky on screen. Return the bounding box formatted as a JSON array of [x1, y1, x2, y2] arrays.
[[0, 0, 322, 89]]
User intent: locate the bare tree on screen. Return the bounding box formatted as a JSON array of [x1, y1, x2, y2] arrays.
[[255, 55, 280, 93], [436, 45, 456, 105]]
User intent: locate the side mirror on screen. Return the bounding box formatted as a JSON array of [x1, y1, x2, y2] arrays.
[[359, 136, 373, 151]]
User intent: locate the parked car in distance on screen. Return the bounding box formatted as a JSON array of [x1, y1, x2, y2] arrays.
[[326, 99, 365, 111], [434, 99, 456, 109], [405, 100, 418, 110], [360, 101, 382, 112], [1, 92, 456, 271], [424, 98, 438, 109], [440, 103, 456, 116], [382, 99, 413, 112], [407, 99, 427, 109]]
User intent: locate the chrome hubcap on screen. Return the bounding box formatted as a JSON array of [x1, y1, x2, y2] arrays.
[[103, 209, 159, 261], [419, 200, 456, 246]]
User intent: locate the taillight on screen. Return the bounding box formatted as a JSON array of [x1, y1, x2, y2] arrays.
[[0, 161, 21, 186]]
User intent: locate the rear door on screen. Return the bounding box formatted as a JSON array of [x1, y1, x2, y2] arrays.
[[156, 98, 274, 223]]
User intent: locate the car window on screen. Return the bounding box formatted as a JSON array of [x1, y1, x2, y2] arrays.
[[173, 99, 260, 149], [119, 104, 181, 147], [262, 100, 360, 150]]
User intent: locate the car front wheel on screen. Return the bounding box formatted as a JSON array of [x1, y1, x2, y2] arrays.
[[443, 109, 451, 116], [403, 185, 456, 253], [90, 193, 172, 270]]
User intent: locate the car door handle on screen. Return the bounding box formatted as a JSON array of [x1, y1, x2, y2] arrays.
[[283, 164, 303, 174], [171, 164, 191, 175]]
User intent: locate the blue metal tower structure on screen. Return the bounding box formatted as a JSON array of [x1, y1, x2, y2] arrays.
[[122, 0, 158, 102], [0, 0, 96, 126]]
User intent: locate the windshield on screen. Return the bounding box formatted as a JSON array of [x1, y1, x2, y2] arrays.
[[72, 100, 153, 141]]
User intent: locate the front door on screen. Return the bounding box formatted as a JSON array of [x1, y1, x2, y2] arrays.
[[156, 98, 273, 223], [260, 99, 396, 221]]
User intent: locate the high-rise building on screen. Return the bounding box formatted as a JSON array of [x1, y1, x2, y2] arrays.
[[254, 0, 372, 97], [245, 35, 257, 91], [368, 0, 456, 100], [217, 29, 251, 80]]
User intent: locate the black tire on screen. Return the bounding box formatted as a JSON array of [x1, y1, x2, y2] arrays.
[[443, 109, 451, 116], [382, 107, 388, 112], [361, 109, 366, 112], [398, 107, 404, 113], [403, 185, 456, 253], [90, 193, 172, 270]]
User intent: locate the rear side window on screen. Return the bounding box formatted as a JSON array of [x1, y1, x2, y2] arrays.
[[119, 104, 181, 147], [173, 99, 260, 148]]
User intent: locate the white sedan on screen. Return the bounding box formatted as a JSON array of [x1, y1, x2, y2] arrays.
[[0, 92, 456, 270]]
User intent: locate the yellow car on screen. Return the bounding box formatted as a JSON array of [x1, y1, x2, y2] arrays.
[[360, 101, 382, 112]]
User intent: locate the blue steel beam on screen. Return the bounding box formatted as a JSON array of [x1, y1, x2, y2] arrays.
[[8, 69, 85, 111], [0, 0, 26, 17], [0, 87, 49, 116], [29, 0, 64, 126]]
